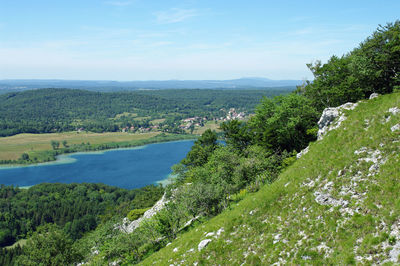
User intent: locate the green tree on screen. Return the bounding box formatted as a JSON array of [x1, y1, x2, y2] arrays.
[[301, 21, 400, 110], [302, 56, 363, 111], [50, 140, 60, 150], [220, 119, 251, 152], [189, 124, 195, 134], [181, 129, 218, 168], [248, 94, 319, 152], [21, 153, 30, 161], [62, 140, 68, 148], [351, 21, 400, 94], [17, 224, 83, 266]]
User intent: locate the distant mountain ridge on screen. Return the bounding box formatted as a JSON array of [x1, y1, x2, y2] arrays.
[[0, 78, 302, 92]]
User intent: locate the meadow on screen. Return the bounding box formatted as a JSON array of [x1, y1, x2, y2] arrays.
[[0, 131, 160, 160]]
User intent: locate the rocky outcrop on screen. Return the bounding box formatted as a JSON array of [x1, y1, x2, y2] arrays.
[[369, 93, 379, 99], [198, 239, 212, 251], [117, 193, 168, 233], [296, 146, 309, 159], [317, 102, 358, 140]]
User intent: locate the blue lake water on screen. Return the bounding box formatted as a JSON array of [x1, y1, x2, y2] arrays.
[[0, 140, 194, 189]]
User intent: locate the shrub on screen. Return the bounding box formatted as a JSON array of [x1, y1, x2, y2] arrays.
[[127, 208, 150, 221]]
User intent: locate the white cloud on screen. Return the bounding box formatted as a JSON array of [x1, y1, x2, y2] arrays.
[[154, 8, 197, 24]]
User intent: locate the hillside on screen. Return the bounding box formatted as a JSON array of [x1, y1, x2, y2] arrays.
[[0, 88, 291, 137], [0, 78, 300, 92], [141, 92, 400, 265]]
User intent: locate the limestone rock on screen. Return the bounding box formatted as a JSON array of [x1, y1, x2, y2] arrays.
[[198, 239, 212, 251], [296, 146, 309, 159], [317, 102, 358, 140], [369, 93, 379, 99], [389, 107, 400, 115], [117, 193, 168, 233], [391, 124, 400, 132]]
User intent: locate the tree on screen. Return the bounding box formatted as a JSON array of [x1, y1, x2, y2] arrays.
[[21, 153, 30, 161], [351, 21, 400, 95], [16, 224, 83, 266], [220, 119, 251, 152], [302, 56, 363, 111], [50, 140, 60, 150], [62, 140, 68, 148], [181, 129, 218, 168], [248, 94, 319, 152], [301, 21, 400, 110]]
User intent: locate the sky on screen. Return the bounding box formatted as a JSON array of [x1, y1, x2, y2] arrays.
[[0, 0, 399, 81]]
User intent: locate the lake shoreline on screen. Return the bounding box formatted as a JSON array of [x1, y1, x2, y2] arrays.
[[0, 140, 195, 189], [0, 139, 193, 169]]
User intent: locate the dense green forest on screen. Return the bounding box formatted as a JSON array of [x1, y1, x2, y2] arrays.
[[0, 183, 163, 265], [0, 88, 292, 137], [1, 21, 399, 265]]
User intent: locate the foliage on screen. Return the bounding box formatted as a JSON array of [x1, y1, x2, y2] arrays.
[[0, 88, 292, 137], [0, 183, 163, 247], [141, 92, 400, 265], [181, 129, 219, 168], [16, 224, 83, 266], [220, 119, 252, 151], [300, 21, 400, 111], [3, 21, 400, 265], [127, 208, 150, 221], [0, 245, 23, 266], [248, 93, 319, 152]]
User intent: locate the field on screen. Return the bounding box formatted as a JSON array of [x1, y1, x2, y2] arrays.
[[0, 131, 160, 160], [192, 121, 222, 135]]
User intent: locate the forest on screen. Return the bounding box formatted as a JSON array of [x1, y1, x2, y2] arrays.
[[0, 183, 163, 265], [1, 21, 399, 265], [0, 88, 292, 137]]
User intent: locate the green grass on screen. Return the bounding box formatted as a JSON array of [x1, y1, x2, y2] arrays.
[[0, 131, 160, 160], [140, 92, 400, 265], [191, 120, 222, 135]]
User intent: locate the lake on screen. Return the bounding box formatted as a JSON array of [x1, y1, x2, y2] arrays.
[[0, 140, 194, 189]]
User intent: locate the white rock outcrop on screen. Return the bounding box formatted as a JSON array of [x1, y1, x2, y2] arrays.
[[389, 107, 400, 116], [198, 239, 212, 251], [117, 193, 168, 233], [369, 93, 379, 99], [296, 146, 309, 159], [317, 102, 358, 140], [391, 124, 400, 132]]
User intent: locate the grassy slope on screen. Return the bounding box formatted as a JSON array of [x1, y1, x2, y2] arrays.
[[141, 92, 400, 265]]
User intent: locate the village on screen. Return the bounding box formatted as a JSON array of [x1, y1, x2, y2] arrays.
[[117, 107, 247, 134]]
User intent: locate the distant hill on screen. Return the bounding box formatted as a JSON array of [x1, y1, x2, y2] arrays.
[[0, 78, 302, 93], [0, 88, 293, 137]]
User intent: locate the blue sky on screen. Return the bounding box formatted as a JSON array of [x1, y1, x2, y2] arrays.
[[0, 0, 399, 80]]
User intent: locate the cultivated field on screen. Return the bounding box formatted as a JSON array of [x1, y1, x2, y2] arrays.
[[0, 131, 160, 160], [192, 121, 221, 135]]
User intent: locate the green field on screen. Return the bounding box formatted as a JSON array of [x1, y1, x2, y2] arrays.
[[0, 131, 160, 160], [192, 121, 222, 135]]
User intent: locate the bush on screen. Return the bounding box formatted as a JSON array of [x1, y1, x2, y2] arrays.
[[127, 208, 150, 221]]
